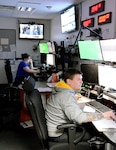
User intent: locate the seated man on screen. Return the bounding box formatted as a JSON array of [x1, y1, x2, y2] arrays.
[[14, 53, 40, 86], [45, 68, 116, 142]]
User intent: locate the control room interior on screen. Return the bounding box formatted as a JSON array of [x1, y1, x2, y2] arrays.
[[0, 0, 116, 150]]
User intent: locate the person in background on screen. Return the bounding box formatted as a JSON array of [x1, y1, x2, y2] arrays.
[[14, 53, 40, 86], [45, 68, 116, 142]]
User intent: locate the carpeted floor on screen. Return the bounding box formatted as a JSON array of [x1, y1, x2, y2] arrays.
[[0, 125, 43, 150]]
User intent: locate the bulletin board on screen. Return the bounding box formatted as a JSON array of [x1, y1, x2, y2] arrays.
[[0, 29, 16, 59]]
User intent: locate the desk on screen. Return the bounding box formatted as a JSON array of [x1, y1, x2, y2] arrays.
[[78, 96, 116, 150]]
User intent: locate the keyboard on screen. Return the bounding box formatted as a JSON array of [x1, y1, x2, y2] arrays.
[[86, 100, 112, 113]]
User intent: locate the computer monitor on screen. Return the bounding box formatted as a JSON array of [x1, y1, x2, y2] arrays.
[[47, 42, 56, 54], [98, 65, 116, 91], [46, 54, 55, 66], [78, 40, 103, 61], [100, 39, 116, 62], [39, 43, 49, 53], [81, 64, 98, 85]]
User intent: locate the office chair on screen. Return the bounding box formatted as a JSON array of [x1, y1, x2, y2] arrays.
[[0, 60, 22, 128], [5, 59, 13, 86], [22, 76, 91, 150], [4, 59, 20, 100]]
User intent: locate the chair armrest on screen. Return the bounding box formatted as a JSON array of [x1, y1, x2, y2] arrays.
[[73, 126, 85, 144], [57, 123, 77, 129], [57, 123, 86, 144], [57, 123, 77, 150]]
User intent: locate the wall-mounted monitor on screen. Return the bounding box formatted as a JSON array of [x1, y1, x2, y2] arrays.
[[61, 5, 78, 33], [78, 40, 103, 61], [81, 64, 98, 85], [46, 54, 55, 66], [100, 39, 116, 62], [39, 43, 49, 53], [19, 23, 44, 40]]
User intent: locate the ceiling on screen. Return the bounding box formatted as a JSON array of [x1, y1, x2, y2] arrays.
[[0, 0, 85, 19]]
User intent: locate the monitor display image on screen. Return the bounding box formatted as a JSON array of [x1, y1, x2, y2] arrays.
[[46, 54, 55, 66], [19, 23, 44, 40], [39, 43, 49, 53], [78, 40, 103, 61], [61, 5, 77, 33], [98, 65, 116, 91], [81, 64, 98, 85], [47, 42, 56, 54], [100, 38, 116, 62]]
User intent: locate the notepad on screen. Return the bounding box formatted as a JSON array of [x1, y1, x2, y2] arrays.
[[92, 118, 116, 132], [83, 105, 95, 113]]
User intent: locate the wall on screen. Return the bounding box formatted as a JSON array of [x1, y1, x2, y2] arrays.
[[0, 0, 116, 83], [0, 17, 51, 84], [51, 0, 116, 45], [81, 0, 116, 40], [50, 0, 116, 70]]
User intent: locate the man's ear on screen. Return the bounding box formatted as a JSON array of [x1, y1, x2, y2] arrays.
[[66, 78, 71, 85]]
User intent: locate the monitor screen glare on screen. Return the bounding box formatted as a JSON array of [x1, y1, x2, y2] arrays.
[[98, 65, 116, 91], [78, 40, 103, 61], [100, 39, 116, 62], [61, 5, 76, 33], [46, 54, 55, 66]]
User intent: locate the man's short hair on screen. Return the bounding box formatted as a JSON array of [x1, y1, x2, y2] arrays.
[[64, 68, 82, 82]]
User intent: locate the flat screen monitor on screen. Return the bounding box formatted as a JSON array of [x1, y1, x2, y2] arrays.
[[98, 65, 116, 91], [61, 5, 77, 33], [46, 54, 55, 66], [81, 64, 98, 85], [78, 40, 103, 61], [39, 43, 49, 53], [100, 39, 116, 62], [40, 53, 46, 64], [19, 23, 44, 40], [47, 42, 56, 54]]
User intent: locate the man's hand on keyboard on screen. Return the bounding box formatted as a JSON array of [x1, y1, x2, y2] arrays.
[[103, 111, 116, 120]]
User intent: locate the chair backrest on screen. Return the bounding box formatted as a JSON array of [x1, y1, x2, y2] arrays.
[[22, 76, 35, 93], [5, 60, 13, 84], [22, 76, 49, 149]]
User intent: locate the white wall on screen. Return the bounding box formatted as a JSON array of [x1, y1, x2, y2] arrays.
[[81, 0, 116, 40]]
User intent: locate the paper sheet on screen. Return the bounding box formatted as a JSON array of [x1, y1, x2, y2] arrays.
[[38, 87, 52, 92], [20, 120, 33, 128], [83, 105, 95, 113], [92, 118, 116, 132]]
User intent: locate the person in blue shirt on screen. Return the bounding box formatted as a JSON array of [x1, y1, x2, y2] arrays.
[[14, 53, 40, 86]]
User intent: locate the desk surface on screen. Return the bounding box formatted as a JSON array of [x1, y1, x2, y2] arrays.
[[23, 82, 116, 145], [104, 132, 116, 144], [78, 96, 116, 145], [35, 81, 55, 93]]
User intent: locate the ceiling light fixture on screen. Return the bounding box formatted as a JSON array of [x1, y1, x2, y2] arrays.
[[17, 6, 34, 12]]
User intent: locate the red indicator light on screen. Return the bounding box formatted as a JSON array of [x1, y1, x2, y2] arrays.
[[81, 18, 94, 27], [89, 1, 105, 15]]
